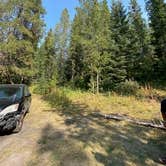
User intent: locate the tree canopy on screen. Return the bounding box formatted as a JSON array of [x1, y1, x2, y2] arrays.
[[0, 0, 166, 93]]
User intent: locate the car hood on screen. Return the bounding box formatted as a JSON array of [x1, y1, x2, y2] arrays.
[[0, 99, 17, 111]]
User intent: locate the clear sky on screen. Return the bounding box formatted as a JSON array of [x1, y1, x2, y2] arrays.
[[42, 0, 147, 32]]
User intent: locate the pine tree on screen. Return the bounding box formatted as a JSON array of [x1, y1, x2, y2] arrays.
[[146, 0, 166, 80], [36, 29, 56, 94], [82, 0, 102, 93], [69, 0, 116, 92], [67, 7, 85, 88], [0, 0, 45, 84], [68, 1, 95, 89], [128, 0, 154, 81], [109, 0, 129, 86], [95, 0, 116, 92], [70, 0, 115, 92], [54, 9, 70, 85]]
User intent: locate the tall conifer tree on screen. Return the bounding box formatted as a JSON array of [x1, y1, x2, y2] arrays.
[[0, 0, 45, 83], [67, 7, 85, 87], [70, 0, 115, 92], [146, 0, 166, 79], [54, 9, 70, 84], [36, 29, 56, 94], [128, 0, 154, 81], [110, 0, 129, 86]]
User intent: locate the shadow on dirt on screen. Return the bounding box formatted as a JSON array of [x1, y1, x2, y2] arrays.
[[35, 90, 166, 165], [29, 123, 90, 166]]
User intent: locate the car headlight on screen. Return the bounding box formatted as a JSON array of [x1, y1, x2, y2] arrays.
[[0, 104, 19, 116]]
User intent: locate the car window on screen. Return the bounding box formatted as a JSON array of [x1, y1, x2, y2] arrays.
[[0, 87, 22, 99]]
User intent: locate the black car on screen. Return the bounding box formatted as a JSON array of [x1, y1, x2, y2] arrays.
[[0, 84, 31, 133]]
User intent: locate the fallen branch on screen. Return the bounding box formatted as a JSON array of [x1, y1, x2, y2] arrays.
[[93, 112, 166, 131]]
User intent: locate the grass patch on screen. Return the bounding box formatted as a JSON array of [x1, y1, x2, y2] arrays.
[[29, 86, 166, 166], [43, 86, 166, 120]]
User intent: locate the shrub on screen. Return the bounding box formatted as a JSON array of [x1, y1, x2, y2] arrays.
[[136, 84, 165, 101], [33, 79, 56, 95], [115, 80, 140, 96]]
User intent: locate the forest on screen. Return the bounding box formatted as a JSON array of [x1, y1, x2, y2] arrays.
[[0, 0, 166, 165], [0, 0, 166, 94]]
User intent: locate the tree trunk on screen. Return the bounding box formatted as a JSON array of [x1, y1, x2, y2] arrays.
[[93, 112, 166, 131]]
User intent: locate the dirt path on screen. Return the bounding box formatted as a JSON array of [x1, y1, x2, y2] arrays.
[[0, 95, 67, 166], [0, 95, 165, 166]]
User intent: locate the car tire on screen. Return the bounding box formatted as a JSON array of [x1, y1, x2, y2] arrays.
[[13, 114, 24, 133]]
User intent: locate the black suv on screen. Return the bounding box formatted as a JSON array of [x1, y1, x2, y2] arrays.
[[0, 84, 31, 133]]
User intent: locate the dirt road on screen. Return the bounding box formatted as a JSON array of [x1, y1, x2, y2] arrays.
[[0, 95, 66, 166], [0, 95, 165, 166]]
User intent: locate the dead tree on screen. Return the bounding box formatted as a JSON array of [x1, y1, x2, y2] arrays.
[[93, 112, 166, 131]]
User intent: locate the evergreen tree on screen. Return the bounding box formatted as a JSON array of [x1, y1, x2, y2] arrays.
[[82, 0, 102, 93], [94, 0, 116, 91], [146, 0, 166, 80], [67, 7, 85, 88], [109, 0, 129, 86], [36, 29, 57, 94], [0, 0, 45, 84], [128, 0, 154, 81], [54, 9, 70, 85], [69, 0, 115, 92]]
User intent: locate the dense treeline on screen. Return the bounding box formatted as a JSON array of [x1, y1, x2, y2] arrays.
[[0, 0, 166, 93]]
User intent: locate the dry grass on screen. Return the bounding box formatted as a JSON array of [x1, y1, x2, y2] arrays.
[[58, 87, 166, 120], [1, 86, 165, 166], [29, 87, 166, 166]]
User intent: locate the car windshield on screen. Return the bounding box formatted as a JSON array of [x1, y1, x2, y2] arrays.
[[0, 87, 22, 100]]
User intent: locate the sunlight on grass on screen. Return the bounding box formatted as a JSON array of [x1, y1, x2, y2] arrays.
[[58, 87, 165, 120], [29, 87, 166, 166]]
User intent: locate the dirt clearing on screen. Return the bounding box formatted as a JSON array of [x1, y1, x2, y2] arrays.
[[0, 94, 165, 166]]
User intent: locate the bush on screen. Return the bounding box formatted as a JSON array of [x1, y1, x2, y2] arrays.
[[115, 80, 140, 96], [136, 84, 166, 101], [33, 79, 56, 95]]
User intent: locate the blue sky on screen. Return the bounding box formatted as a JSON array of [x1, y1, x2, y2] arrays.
[[42, 0, 147, 32]]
